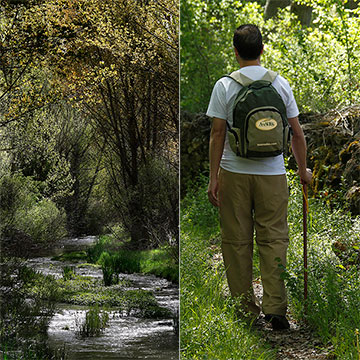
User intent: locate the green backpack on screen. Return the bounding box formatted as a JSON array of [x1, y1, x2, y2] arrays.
[[225, 70, 289, 158]]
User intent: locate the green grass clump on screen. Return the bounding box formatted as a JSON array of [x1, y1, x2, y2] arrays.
[[62, 265, 76, 280], [98, 251, 120, 286], [75, 304, 109, 337], [52, 251, 88, 262], [140, 248, 178, 283], [86, 235, 114, 263]]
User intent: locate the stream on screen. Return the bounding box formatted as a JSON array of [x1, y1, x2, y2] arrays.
[[26, 236, 179, 360]]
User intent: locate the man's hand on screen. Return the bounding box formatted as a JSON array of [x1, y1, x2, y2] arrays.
[[299, 168, 312, 185], [207, 179, 220, 207], [288, 117, 312, 186]]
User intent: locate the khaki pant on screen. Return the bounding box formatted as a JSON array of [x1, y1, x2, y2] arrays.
[[218, 168, 289, 316]]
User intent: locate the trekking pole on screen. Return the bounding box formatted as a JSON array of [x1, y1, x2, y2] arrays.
[[301, 181, 308, 315]]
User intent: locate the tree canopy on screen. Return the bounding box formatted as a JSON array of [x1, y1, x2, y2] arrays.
[[0, 0, 179, 250], [181, 0, 360, 113]]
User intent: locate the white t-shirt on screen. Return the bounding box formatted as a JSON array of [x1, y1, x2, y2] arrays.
[[206, 65, 299, 175]]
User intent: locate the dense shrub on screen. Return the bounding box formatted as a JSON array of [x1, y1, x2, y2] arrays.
[[0, 174, 37, 226], [107, 157, 178, 250], [0, 174, 67, 254], [16, 199, 67, 244]]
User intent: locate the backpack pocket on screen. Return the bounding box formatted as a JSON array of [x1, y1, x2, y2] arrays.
[[228, 127, 242, 156], [246, 108, 284, 157]]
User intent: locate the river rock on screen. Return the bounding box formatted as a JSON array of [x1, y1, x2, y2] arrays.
[[300, 105, 360, 215]]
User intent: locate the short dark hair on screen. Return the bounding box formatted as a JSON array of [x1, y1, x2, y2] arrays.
[[233, 24, 263, 60]]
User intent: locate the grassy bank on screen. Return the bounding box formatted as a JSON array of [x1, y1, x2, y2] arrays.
[[286, 172, 360, 359], [180, 173, 360, 359], [54, 235, 178, 284]]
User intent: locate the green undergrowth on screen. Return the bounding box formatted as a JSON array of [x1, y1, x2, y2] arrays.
[[52, 251, 88, 262], [0, 260, 66, 360], [181, 172, 360, 359], [140, 249, 179, 281], [286, 171, 360, 359]]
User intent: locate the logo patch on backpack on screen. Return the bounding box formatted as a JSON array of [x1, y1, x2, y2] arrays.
[[255, 118, 278, 131], [224, 70, 289, 158]]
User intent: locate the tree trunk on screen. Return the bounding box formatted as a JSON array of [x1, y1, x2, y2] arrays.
[[128, 198, 148, 249], [290, 3, 312, 27], [264, 0, 291, 20]]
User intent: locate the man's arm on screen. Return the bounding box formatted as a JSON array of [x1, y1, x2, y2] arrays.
[[208, 117, 226, 207], [288, 116, 312, 184]]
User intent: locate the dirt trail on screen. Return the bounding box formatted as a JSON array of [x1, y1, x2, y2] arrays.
[[253, 281, 334, 360], [210, 247, 334, 359], [210, 248, 333, 359]]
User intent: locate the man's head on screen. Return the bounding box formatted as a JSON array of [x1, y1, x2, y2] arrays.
[[233, 24, 263, 61]]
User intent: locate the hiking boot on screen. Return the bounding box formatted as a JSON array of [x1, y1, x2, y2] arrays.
[[264, 314, 290, 330]]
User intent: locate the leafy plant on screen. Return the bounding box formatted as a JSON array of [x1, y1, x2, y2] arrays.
[[62, 266, 75, 281], [98, 251, 118, 286]]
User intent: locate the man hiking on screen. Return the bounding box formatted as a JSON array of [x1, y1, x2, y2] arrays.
[[206, 24, 312, 330]]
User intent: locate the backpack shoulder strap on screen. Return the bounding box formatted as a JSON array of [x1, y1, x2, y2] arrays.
[[225, 69, 278, 86], [260, 70, 278, 83], [226, 71, 253, 86]]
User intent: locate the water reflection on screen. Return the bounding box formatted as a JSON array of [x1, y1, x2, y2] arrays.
[[48, 307, 178, 360]]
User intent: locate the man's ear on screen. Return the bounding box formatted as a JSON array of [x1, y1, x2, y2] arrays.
[[260, 44, 264, 55], [234, 47, 239, 56]]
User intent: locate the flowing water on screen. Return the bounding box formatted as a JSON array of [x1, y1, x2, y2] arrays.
[[26, 236, 179, 360]]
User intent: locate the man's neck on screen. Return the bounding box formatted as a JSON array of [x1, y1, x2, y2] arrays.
[[238, 58, 261, 68]]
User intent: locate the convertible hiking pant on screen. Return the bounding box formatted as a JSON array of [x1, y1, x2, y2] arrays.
[[218, 168, 289, 316]]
